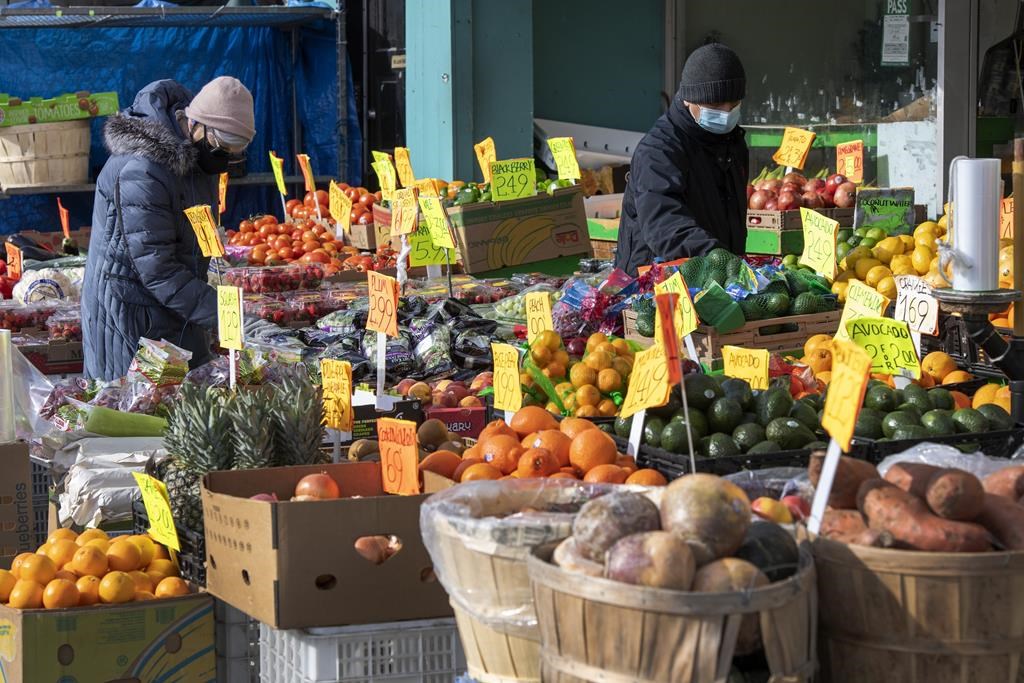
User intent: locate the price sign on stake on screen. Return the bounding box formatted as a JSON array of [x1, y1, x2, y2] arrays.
[[218, 173, 228, 216], [834, 280, 890, 342], [821, 339, 872, 451], [474, 137, 497, 183], [415, 178, 442, 197], [184, 205, 225, 258], [654, 272, 699, 342], [722, 346, 770, 390], [132, 472, 180, 551], [491, 343, 523, 413], [217, 285, 244, 351], [525, 292, 554, 344], [296, 153, 316, 194], [799, 208, 839, 280], [371, 150, 392, 164], [268, 152, 287, 196], [330, 180, 353, 234], [57, 197, 70, 239], [620, 344, 672, 419], [836, 139, 864, 184], [772, 127, 816, 170], [321, 359, 353, 432], [377, 417, 420, 495], [490, 158, 537, 202], [848, 316, 920, 378], [894, 275, 939, 336], [394, 147, 415, 187], [418, 195, 456, 249], [4, 244, 21, 279], [547, 137, 581, 180], [409, 224, 454, 266], [391, 188, 418, 236], [367, 270, 399, 337], [372, 159, 397, 202]]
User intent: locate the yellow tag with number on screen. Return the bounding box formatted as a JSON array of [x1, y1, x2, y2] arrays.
[[418, 195, 456, 249], [836, 140, 864, 184], [835, 280, 890, 342], [491, 343, 523, 413], [217, 285, 244, 351], [772, 127, 816, 170], [268, 151, 287, 196], [415, 178, 441, 197], [321, 359, 353, 432], [620, 344, 672, 419], [894, 275, 939, 335], [722, 346, 770, 390], [372, 159, 397, 202], [391, 187, 418, 236], [847, 316, 921, 378], [329, 180, 352, 234], [409, 224, 454, 266], [367, 270, 400, 337], [474, 137, 497, 183], [132, 472, 180, 551], [1000, 197, 1014, 239], [490, 159, 537, 202], [654, 272, 698, 342], [184, 205, 225, 258], [822, 340, 872, 451], [547, 137, 581, 180], [799, 207, 839, 280], [525, 292, 554, 343], [394, 147, 415, 187]]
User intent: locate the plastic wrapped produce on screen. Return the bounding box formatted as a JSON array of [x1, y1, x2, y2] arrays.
[[11, 266, 84, 303], [117, 338, 192, 417], [46, 308, 82, 341], [360, 330, 416, 380], [493, 284, 559, 322], [0, 300, 62, 332], [409, 319, 454, 378], [219, 263, 324, 293]]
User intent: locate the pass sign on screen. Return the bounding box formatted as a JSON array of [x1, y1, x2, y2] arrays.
[[722, 346, 770, 390], [799, 208, 839, 279], [620, 344, 672, 419], [490, 158, 537, 202], [367, 270, 399, 337], [377, 417, 419, 495], [491, 343, 523, 413], [821, 340, 873, 451], [772, 127, 816, 170], [847, 316, 920, 378]]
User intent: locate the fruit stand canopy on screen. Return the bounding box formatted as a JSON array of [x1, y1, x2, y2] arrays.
[[0, 7, 361, 234]]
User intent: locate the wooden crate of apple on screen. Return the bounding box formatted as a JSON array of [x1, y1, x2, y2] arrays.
[[394, 373, 492, 409], [525, 331, 635, 418]]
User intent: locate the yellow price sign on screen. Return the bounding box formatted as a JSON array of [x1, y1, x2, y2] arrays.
[[722, 346, 770, 390], [4, 244, 21, 279], [371, 150, 392, 164], [799, 207, 839, 280], [836, 139, 864, 184], [414, 178, 442, 197], [821, 340, 873, 451], [653, 272, 698, 342], [772, 127, 816, 170], [217, 285, 244, 351], [474, 136, 497, 183], [490, 158, 537, 202], [525, 292, 554, 343], [296, 153, 316, 193], [377, 417, 420, 495], [491, 343, 523, 413], [372, 159, 397, 202], [547, 136, 581, 180], [847, 316, 920, 378], [329, 180, 353, 234], [394, 147, 415, 187], [321, 359, 353, 432], [620, 344, 672, 419], [409, 224, 455, 266], [367, 270, 399, 337], [184, 205, 225, 258], [268, 151, 287, 196], [391, 187, 419, 236], [835, 280, 890, 342], [418, 194, 456, 249], [218, 172, 228, 215], [1000, 197, 1014, 239], [132, 472, 180, 551]]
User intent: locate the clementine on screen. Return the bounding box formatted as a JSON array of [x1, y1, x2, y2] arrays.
[[560, 417, 598, 440], [597, 399, 618, 417], [479, 434, 525, 474], [43, 539, 78, 570], [569, 363, 598, 389], [597, 368, 623, 393], [516, 448, 561, 478], [583, 464, 629, 484], [134, 591, 156, 602], [10, 552, 34, 579], [8, 579, 43, 609], [509, 406, 559, 437], [616, 455, 638, 473], [626, 469, 669, 486], [19, 554, 56, 585], [585, 332, 609, 352], [921, 351, 957, 382], [478, 419, 517, 445], [459, 463, 503, 481], [584, 350, 613, 372], [99, 571, 136, 604], [46, 529, 78, 545], [452, 457, 483, 482], [941, 370, 974, 385], [569, 429, 618, 473], [76, 575, 101, 606], [522, 430, 572, 466], [949, 391, 971, 410], [418, 450, 463, 480], [42, 578, 80, 609], [0, 569, 15, 602], [75, 528, 109, 547], [107, 540, 142, 572], [129, 570, 155, 594], [574, 384, 601, 407]]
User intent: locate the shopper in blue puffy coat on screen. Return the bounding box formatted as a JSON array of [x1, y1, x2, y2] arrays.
[[82, 77, 255, 380]]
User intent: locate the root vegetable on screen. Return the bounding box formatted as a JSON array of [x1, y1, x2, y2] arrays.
[[819, 509, 894, 547], [809, 454, 879, 509], [976, 494, 1024, 550], [883, 462, 941, 498], [982, 466, 1024, 502], [605, 531, 696, 590], [885, 463, 984, 520]]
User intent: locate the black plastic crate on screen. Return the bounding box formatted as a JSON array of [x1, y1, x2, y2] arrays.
[[858, 427, 1024, 462], [131, 497, 207, 587]]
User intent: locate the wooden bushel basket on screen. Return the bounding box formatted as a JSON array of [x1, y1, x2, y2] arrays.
[[528, 542, 818, 683], [813, 536, 1024, 683], [0, 120, 90, 189]]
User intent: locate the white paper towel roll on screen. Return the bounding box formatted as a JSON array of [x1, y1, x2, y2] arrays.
[[951, 158, 1001, 291], [0, 329, 14, 443]]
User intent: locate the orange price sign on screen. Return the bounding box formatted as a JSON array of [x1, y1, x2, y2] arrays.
[[184, 204, 225, 258], [821, 339, 872, 451], [377, 417, 420, 495], [1000, 197, 1014, 239], [4, 244, 21, 279], [836, 139, 864, 184], [391, 187, 418, 236], [367, 270, 399, 337], [321, 359, 353, 432], [474, 136, 497, 183], [330, 180, 353, 234], [772, 127, 816, 170], [414, 178, 442, 197], [57, 197, 70, 239], [268, 151, 287, 196], [491, 343, 523, 413], [620, 344, 672, 419], [218, 172, 228, 215], [394, 147, 415, 187], [296, 153, 316, 194]]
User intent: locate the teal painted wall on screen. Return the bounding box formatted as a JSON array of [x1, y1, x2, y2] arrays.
[[532, 0, 664, 133]]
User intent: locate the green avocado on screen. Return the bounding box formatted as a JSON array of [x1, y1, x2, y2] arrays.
[[864, 386, 897, 413], [670, 408, 709, 442], [613, 415, 634, 438], [684, 374, 723, 412], [706, 433, 741, 458], [882, 411, 921, 438], [643, 416, 666, 448], [900, 384, 932, 413], [891, 424, 931, 441], [977, 403, 1014, 430], [747, 440, 782, 454], [920, 410, 956, 436], [854, 413, 884, 440], [659, 420, 696, 455], [765, 417, 817, 450], [928, 388, 955, 410], [789, 400, 820, 432], [721, 378, 754, 411], [756, 388, 795, 426], [708, 397, 745, 435], [732, 423, 767, 452], [951, 408, 990, 434]]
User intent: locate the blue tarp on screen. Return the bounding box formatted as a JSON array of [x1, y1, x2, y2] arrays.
[[0, 21, 361, 235]]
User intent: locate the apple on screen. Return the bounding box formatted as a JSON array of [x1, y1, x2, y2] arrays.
[[395, 378, 417, 397], [445, 384, 470, 403], [781, 495, 810, 521], [751, 497, 794, 524], [803, 178, 826, 193], [469, 371, 493, 394], [460, 395, 482, 408], [433, 379, 453, 393], [433, 390, 459, 408], [408, 382, 432, 404]]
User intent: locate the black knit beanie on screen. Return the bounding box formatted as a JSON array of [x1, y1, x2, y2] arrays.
[[677, 43, 746, 104]]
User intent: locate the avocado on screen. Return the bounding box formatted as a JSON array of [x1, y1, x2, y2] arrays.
[[859, 407, 885, 423], [900, 384, 932, 413], [721, 378, 754, 410], [598, 423, 615, 435], [854, 413, 884, 440], [648, 388, 681, 419], [928, 388, 955, 410], [951, 408, 990, 434], [660, 420, 697, 455], [788, 401, 820, 432], [894, 405, 923, 423], [697, 435, 713, 456], [920, 410, 956, 436], [708, 397, 745, 435], [684, 374, 723, 411], [740, 411, 759, 426], [732, 423, 767, 452], [765, 417, 817, 450], [747, 440, 782, 454], [882, 411, 921, 438], [706, 433, 741, 458], [799, 394, 823, 411], [977, 403, 1014, 430], [864, 386, 897, 413], [670, 408, 709, 442], [891, 424, 931, 441], [806, 440, 829, 449], [614, 415, 633, 438], [756, 388, 795, 426], [643, 416, 666, 448]]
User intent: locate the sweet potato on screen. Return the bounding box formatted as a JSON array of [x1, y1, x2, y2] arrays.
[[857, 479, 992, 552], [820, 509, 894, 547], [883, 462, 942, 498], [809, 454, 879, 509], [885, 464, 985, 520], [976, 494, 1024, 550], [982, 466, 1024, 502]]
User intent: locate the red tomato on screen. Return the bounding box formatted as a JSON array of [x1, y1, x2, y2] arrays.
[[345, 187, 359, 201], [357, 213, 374, 225], [374, 191, 383, 202], [277, 223, 291, 235], [290, 229, 304, 241], [358, 194, 376, 208], [291, 205, 309, 220], [311, 224, 326, 237], [355, 187, 368, 196], [286, 199, 302, 213], [277, 247, 295, 260], [302, 240, 320, 254], [338, 182, 350, 190]]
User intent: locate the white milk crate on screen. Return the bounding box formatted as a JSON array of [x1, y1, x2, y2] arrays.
[[259, 618, 465, 683]]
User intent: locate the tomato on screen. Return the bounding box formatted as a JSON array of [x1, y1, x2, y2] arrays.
[[311, 224, 326, 237], [228, 235, 241, 245], [290, 229, 304, 241], [277, 247, 295, 260], [374, 191, 383, 202], [302, 240, 320, 254], [291, 205, 309, 220], [277, 223, 291, 235], [297, 230, 314, 243], [286, 199, 302, 213], [305, 250, 330, 264], [357, 212, 374, 225], [350, 206, 366, 222], [345, 187, 359, 201], [338, 182, 350, 191], [358, 194, 376, 208], [258, 225, 275, 239], [255, 214, 278, 226], [356, 187, 368, 196], [291, 240, 303, 250], [322, 241, 337, 253], [270, 235, 289, 250]]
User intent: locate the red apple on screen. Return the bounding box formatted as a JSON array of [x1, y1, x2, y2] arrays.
[[395, 378, 417, 397], [460, 396, 482, 408], [445, 384, 470, 403], [781, 495, 810, 521]]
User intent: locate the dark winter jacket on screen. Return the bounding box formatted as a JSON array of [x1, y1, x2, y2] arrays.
[[614, 101, 749, 276], [82, 80, 218, 380]]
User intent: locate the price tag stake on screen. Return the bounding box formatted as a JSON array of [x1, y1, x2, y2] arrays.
[[772, 127, 816, 170], [216, 285, 244, 352], [367, 271, 399, 337], [330, 180, 353, 236], [474, 137, 497, 183], [722, 346, 770, 390], [547, 137, 581, 180], [378, 418, 420, 494], [132, 472, 180, 551], [799, 208, 839, 280], [184, 205, 225, 258]]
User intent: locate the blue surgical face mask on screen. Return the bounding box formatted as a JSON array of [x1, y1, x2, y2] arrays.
[[696, 104, 742, 134]]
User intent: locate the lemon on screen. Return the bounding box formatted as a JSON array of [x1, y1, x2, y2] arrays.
[[844, 246, 875, 272], [865, 265, 893, 288], [898, 234, 916, 251], [890, 254, 913, 273], [911, 246, 932, 275], [937, 214, 948, 230], [914, 221, 939, 238], [831, 281, 849, 303], [854, 258, 882, 280], [915, 233, 936, 251], [876, 276, 897, 300]]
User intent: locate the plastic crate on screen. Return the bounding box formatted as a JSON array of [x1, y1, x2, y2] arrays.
[[216, 599, 261, 682], [858, 427, 1024, 461], [30, 456, 52, 500], [259, 618, 465, 683], [131, 497, 207, 586]]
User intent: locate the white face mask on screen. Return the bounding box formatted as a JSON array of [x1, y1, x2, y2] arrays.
[[696, 104, 742, 134]]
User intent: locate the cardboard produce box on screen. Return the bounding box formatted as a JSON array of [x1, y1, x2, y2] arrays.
[[0, 92, 119, 127], [348, 216, 393, 251], [0, 593, 215, 682], [201, 461, 451, 629], [0, 441, 35, 569], [424, 405, 486, 439], [13, 337, 83, 375]]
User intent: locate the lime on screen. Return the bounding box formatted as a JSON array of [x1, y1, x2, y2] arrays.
[[855, 227, 870, 238], [866, 227, 887, 241], [836, 242, 852, 261], [847, 235, 862, 247], [859, 237, 877, 249]]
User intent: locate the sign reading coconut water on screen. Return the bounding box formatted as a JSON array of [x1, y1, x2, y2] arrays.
[[853, 188, 915, 234]]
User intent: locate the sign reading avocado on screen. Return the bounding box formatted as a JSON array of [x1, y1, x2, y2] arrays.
[[853, 188, 915, 235]]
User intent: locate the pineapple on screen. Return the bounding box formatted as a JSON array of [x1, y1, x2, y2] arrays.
[[230, 388, 275, 470], [271, 373, 327, 466]]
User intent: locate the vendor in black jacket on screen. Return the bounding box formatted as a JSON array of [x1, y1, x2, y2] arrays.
[[614, 43, 749, 276]]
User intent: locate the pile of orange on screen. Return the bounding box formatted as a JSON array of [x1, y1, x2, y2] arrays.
[[970, 382, 1012, 413], [920, 351, 974, 386], [422, 406, 667, 486], [1, 528, 190, 610]]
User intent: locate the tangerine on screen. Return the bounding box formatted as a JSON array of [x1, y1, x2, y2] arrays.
[[569, 363, 598, 389], [516, 448, 561, 478], [151, 544, 170, 561], [575, 405, 599, 417], [921, 351, 957, 383], [560, 416, 598, 440], [548, 471, 578, 480], [584, 350, 613, 372], [554, 381, 575, 399], [76, 528, 109, 546], [54, 570, 77, 582], [575, 384, 601, 407], [530, 345, 553, 366], [418, 450, 463, 480], [626, 469, 669, 486], [583, 464, 629, 484], [596, 341, 618, 357], [134, 591, 156, 602], [616, 455, 638, 473], [537, 329, 562, 352], [19, 554, 56, 585], [543, 362, 567, 380], [597, 399, 618, 417], [46, 529, 78, 544], [941, 370, 973, 385], [43, 539, 78, 569], [42, 578, 79, 609], [553, 349, 570, 367], [510, 406, 559, 437], [107, 540, 142, 572], [597, 368, 623, 393], [569, 429, 618, 473], [8, 579, 43, 609], [611, 356, 633, 379], [0, 569, 15, 602], [805, 347, 832, 374], [522, 430, 572, 466], [478, 419, 517, 444], [129, 570, 155, 594], [458, 463, 503, 482], [452, 457, 484, 482], [585, 333, 609, 352], [611, 339, 633, 356], [949, 391, 971, 410], [128, 536, 157, 568], [972, 383, 1001, 408], [154, 576, 190, 599], [479, 434, 524, 474], [75, 575, 100, 606], [10, 553, 33, 579], [99, 571, 136, 604]]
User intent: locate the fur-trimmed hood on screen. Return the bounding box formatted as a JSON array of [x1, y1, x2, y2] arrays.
[[103, 79, 197, 177]]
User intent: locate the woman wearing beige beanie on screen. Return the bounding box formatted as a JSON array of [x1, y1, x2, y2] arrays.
[[81, 77, 256, 380]]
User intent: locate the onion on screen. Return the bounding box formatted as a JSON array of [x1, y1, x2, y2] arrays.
[[783, 172, 808, 186], [354, 536, 389, 564], [776, 191, 799, 211], [803, 178, 826, 193], [764, 198, 778, 211], [565, 338, 587, 357], [801, 191, 823, 209], [748, 190, 771, 210], [758, 179, 782, 193], [294, 473, 341, 500], [781, 182, 802, 195], [833, 182, 857, 208], [250, 493, 279, 502]]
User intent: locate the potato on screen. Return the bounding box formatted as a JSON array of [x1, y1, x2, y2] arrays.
[[982, 466, 1024, 502], [976, 494, 1024, 550], [885, 463, 984, 520], [605, 531, 695, 590], [572, 492, 661, 563], [809, 454, 879, 509], [883, 462, 941, 498]]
